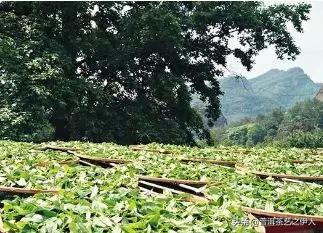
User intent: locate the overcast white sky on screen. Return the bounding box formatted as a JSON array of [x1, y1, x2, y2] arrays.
[[226, 1, 323, 83]]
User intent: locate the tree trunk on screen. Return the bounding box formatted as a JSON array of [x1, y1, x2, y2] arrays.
[[51, 117, 70, 141]]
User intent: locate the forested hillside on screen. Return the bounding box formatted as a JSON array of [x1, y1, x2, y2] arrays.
[[219, 67, 320, 122], [212, 99, 323, 148], [218, 76, 275, 122]]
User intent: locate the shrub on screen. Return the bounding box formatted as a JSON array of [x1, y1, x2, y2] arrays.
[[278, 131, 323, 148], [0, 107, 53, 142]]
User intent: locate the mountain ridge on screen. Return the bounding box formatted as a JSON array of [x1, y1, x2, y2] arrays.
[[219, 67, 321, 122]]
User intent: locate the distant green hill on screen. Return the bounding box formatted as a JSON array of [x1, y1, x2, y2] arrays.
[[219, 67, 321, 122], [219, 76, 275, 123]]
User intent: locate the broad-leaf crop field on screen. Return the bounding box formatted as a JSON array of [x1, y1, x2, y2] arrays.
[[0, 141, 323, 232]]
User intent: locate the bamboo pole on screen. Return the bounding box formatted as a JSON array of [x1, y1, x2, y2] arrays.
[[236, 165, 323, 181], [41, 145, 77, 152], [0, 186, 58, 195], [138, 180, 210, 202], [178, 183, 204, 194], [291, 159, 322, 164], [139, 186, 160, 196], [42, 146, 131, 164], [78, 159, 96, 167], [41, 146, 131, 169], [269, 158, 323, 164], [138, 180, 183, 195], [137, 175, 214, 186], [130, 146, 173, 154]]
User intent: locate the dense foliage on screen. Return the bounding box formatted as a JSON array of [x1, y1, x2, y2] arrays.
[[278, 131, 323, 148], [0, 2, 311, 144], [0, 141, 323, 232], [212, 99, 323, 147]]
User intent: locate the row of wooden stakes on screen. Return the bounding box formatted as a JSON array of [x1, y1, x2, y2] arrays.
[[42, 145, 323, 182]]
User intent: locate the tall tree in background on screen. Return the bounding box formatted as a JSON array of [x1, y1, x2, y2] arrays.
[[0, 2, 311, 144]]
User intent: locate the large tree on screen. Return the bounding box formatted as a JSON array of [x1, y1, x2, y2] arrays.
[[0, 2, 311, 144]]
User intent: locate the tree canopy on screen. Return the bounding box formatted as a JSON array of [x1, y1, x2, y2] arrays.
[[0, 2, 311, 144], [213, 99, 323, 147]]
